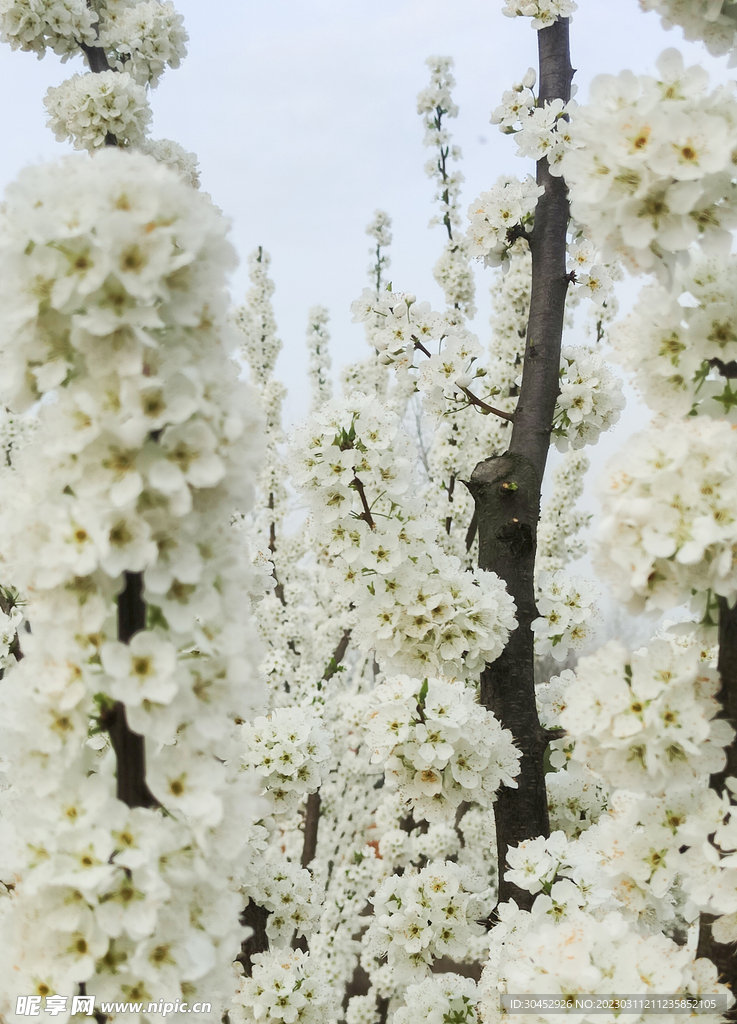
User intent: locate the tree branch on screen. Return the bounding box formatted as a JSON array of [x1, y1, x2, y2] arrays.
[[351, 475, 376, 529], [459, 386, 515, 422], [301, 791, 321, 868], [467, 16, 573, 912], [238, 900, 271, 977], [322, 627, 351, 683], [80, 42, 110, 74], [109, 571, 158, 809]]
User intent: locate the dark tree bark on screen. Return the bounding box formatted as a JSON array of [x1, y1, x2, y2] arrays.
[[237, 900, 271, 976], [467, 17, 573, 911], [301, 791, 321, 869], [696, 598, 737, 1016], [102, 571, 158, 809]]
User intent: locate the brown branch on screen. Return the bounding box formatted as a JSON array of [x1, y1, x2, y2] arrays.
[[351, 476, 376, 529], [431, 956, 483, 981], [445, 473, 456, 535], [322, 628, 351, 683], [301, 791, 321, 868], [80, 42, 110, 74], [459, 386, 515, 422], [377, 996, 390, 1024]]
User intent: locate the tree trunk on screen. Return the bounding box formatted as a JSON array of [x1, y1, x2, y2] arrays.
[[696, 598, 737, 1016], [467, 17, 573, 911]]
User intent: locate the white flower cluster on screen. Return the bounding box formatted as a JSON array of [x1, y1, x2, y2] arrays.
[[100, 0, 187, 87], [345, 995, 379, 1024], [0, 0, 186, 85], [237, 248, 282, 387], [560, 49, 737, 275], [566, 236, 616, 310], [138, 137, 200, 188], [596, 417, 737, 611], [231, 949, 338, 1024], [364, 675, 520, 823], [417, 55, 461, 238], [479, 902, 731, 1024], [640, 0, 737, 65], [466, 175, 543, 267], [532, 571, 600, 663], [491, 69, 576, 174], [45, 69, 151, 149], [545, 760, 608, 837], [501, 0, 577, 29], [241, 859, 323, 947], [680, 779, 737, 943], [536, 450, 590, 574], [351, 288, 485, 414], [558, 639, 733, 793], [611, 253, 737, 418], [365, 209, 392, 293], [365, 861, 489, 981], [535, 678, 737, 940], [0, 150, 263, 1014], [553, 346, 625, 451], [289, 391, 516, 679], [305, 305, 333, 412], [393, 974, 479, 1024], [0, 0, 97, 57], [242, 706, 332, 815], [417, 55, 476, 317]]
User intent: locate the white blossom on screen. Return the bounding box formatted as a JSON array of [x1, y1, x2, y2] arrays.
[[501, 0, 577, 30], [558, 638, 733, 793], [45, 69, 151, 150], [560, 48, 737, 276], [364, 675, 520, 823], [596, 417, 737, 611]]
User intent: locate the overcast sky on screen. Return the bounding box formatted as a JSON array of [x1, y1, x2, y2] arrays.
[[0, 1, 732, 638]]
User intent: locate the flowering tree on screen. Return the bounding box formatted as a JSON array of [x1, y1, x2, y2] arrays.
[[0, 2, 736, 1024]]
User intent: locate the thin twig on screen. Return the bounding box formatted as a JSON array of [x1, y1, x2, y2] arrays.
[[459, 386, 514, 422], [351, 476, 376, 529]]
